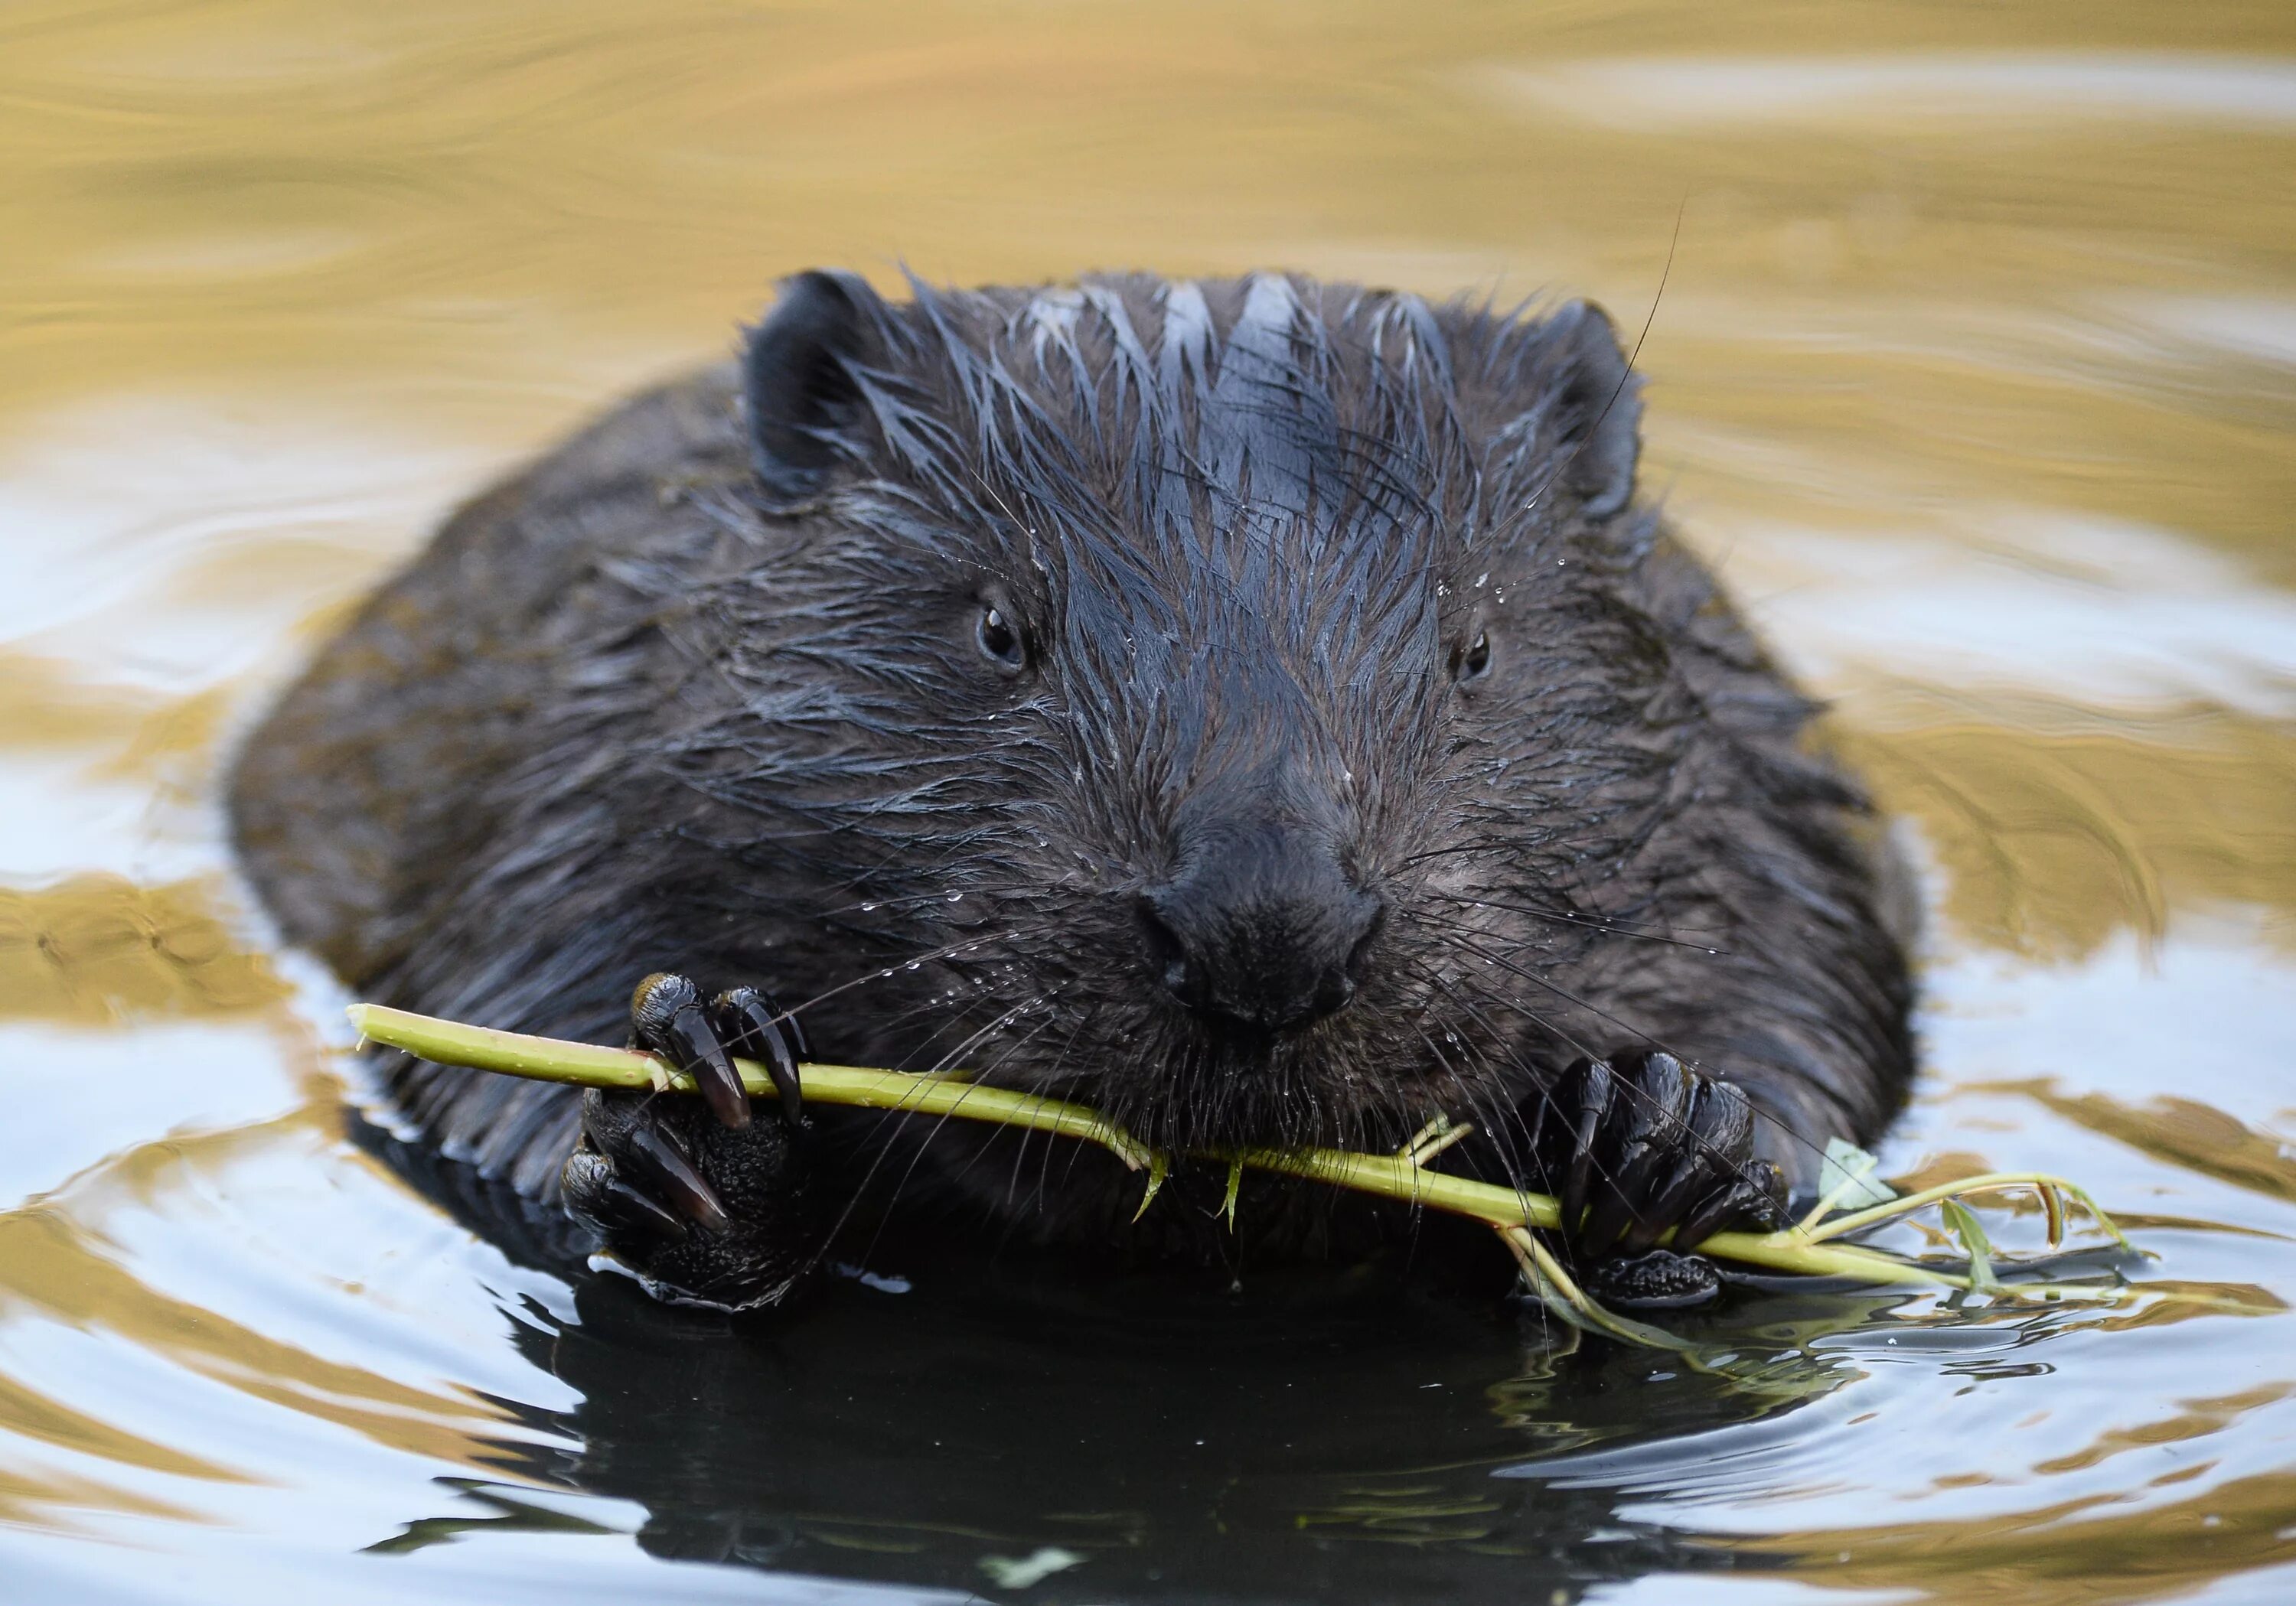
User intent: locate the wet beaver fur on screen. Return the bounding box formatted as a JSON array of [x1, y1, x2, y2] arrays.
[[229, 271, 1915, 1311]]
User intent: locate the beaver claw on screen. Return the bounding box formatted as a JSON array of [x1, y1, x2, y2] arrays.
[[628, 971, 807, 1130], [557, 972, 820, 1309], [1536, 1050, 1787, 1305]]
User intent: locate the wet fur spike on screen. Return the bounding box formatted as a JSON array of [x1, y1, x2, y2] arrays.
[[227, 269, 1915, 1278]]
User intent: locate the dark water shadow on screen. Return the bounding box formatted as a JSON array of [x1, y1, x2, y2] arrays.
[[363, 1120, 1898, 1604]]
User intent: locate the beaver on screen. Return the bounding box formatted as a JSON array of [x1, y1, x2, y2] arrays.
[[228, 270, 1915, 1313]]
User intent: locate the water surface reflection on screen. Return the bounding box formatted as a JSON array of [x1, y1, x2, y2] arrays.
[[1, 0, 2291, 1600]]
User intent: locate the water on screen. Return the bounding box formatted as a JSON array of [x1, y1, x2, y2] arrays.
[[2, 2, 2292, 1601]]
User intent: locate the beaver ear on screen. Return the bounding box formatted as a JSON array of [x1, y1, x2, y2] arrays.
[[742, 270, 884, 508], [1540, 299, 1643, 520]]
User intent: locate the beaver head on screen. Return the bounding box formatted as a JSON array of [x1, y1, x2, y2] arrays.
[[660, 269, 1673, 1162]]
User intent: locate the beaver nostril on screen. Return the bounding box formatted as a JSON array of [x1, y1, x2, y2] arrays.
[[1344, 902, 1387, 985], [1134, 894, 1194, 1005]]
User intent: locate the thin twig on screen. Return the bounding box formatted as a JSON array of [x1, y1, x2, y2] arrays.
[[348, 1002, 2136, 1345]]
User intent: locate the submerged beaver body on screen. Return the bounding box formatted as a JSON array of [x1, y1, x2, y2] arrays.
[[230, 271, 1914, 1309]]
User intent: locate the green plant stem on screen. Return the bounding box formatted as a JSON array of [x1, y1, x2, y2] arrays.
[[1227, 1145, 1960, 1287], [348, 1004, 1155, 1170], [1808, 1173, 2131, 1250], [347, 1002, 2125, 1311]]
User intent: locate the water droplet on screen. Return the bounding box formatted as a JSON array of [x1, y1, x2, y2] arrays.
[[947, 891, 964, 901], [859, 901, 877, 912], [1473, 571, 1489, 588], [905, 961, 921, 971]]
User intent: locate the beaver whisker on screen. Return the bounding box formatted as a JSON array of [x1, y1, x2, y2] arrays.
[[906, 1006, 1074, 1204], [804, 881, 1059, 920], [1420, 888, 1731, 952], [771, 928, 1041, 1026], [1390, 837, 1562, 871], [870, 991, 1026, 1074], [1524, 204, 1681, 520], [834, 992, 1071, 1250], [925, 989, 1071, 1080], [1408, 968, 1565, 1162], [1427, 924, 1835, 1180], [1402, 1006, 1658, 1229], [1009, 1005, 1114, 1220]]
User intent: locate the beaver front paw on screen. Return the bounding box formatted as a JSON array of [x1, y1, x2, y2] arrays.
[[1537, 1050, 1787, 1308], [558, 972, 820, 1310]]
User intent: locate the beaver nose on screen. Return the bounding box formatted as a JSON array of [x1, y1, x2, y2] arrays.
[[1137, 830, 1384, 1038]]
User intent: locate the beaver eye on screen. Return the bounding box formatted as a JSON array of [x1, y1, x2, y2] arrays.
[[975, 603, 1027, 673], [1451, 628, 1493, 686]]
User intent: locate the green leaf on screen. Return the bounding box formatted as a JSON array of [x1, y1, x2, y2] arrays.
[[979, 1547, 1084, 1589], [1817, 1138, 1896, 1210], [1940, 1198, 2002, 1294], [1131, 1152, 1169, 1222]]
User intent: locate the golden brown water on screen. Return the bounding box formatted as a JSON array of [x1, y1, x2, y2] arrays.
[[3, 2, 2294, 1601]]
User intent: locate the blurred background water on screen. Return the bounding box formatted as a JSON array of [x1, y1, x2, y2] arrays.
[[2, 2, 2292, 1601]]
